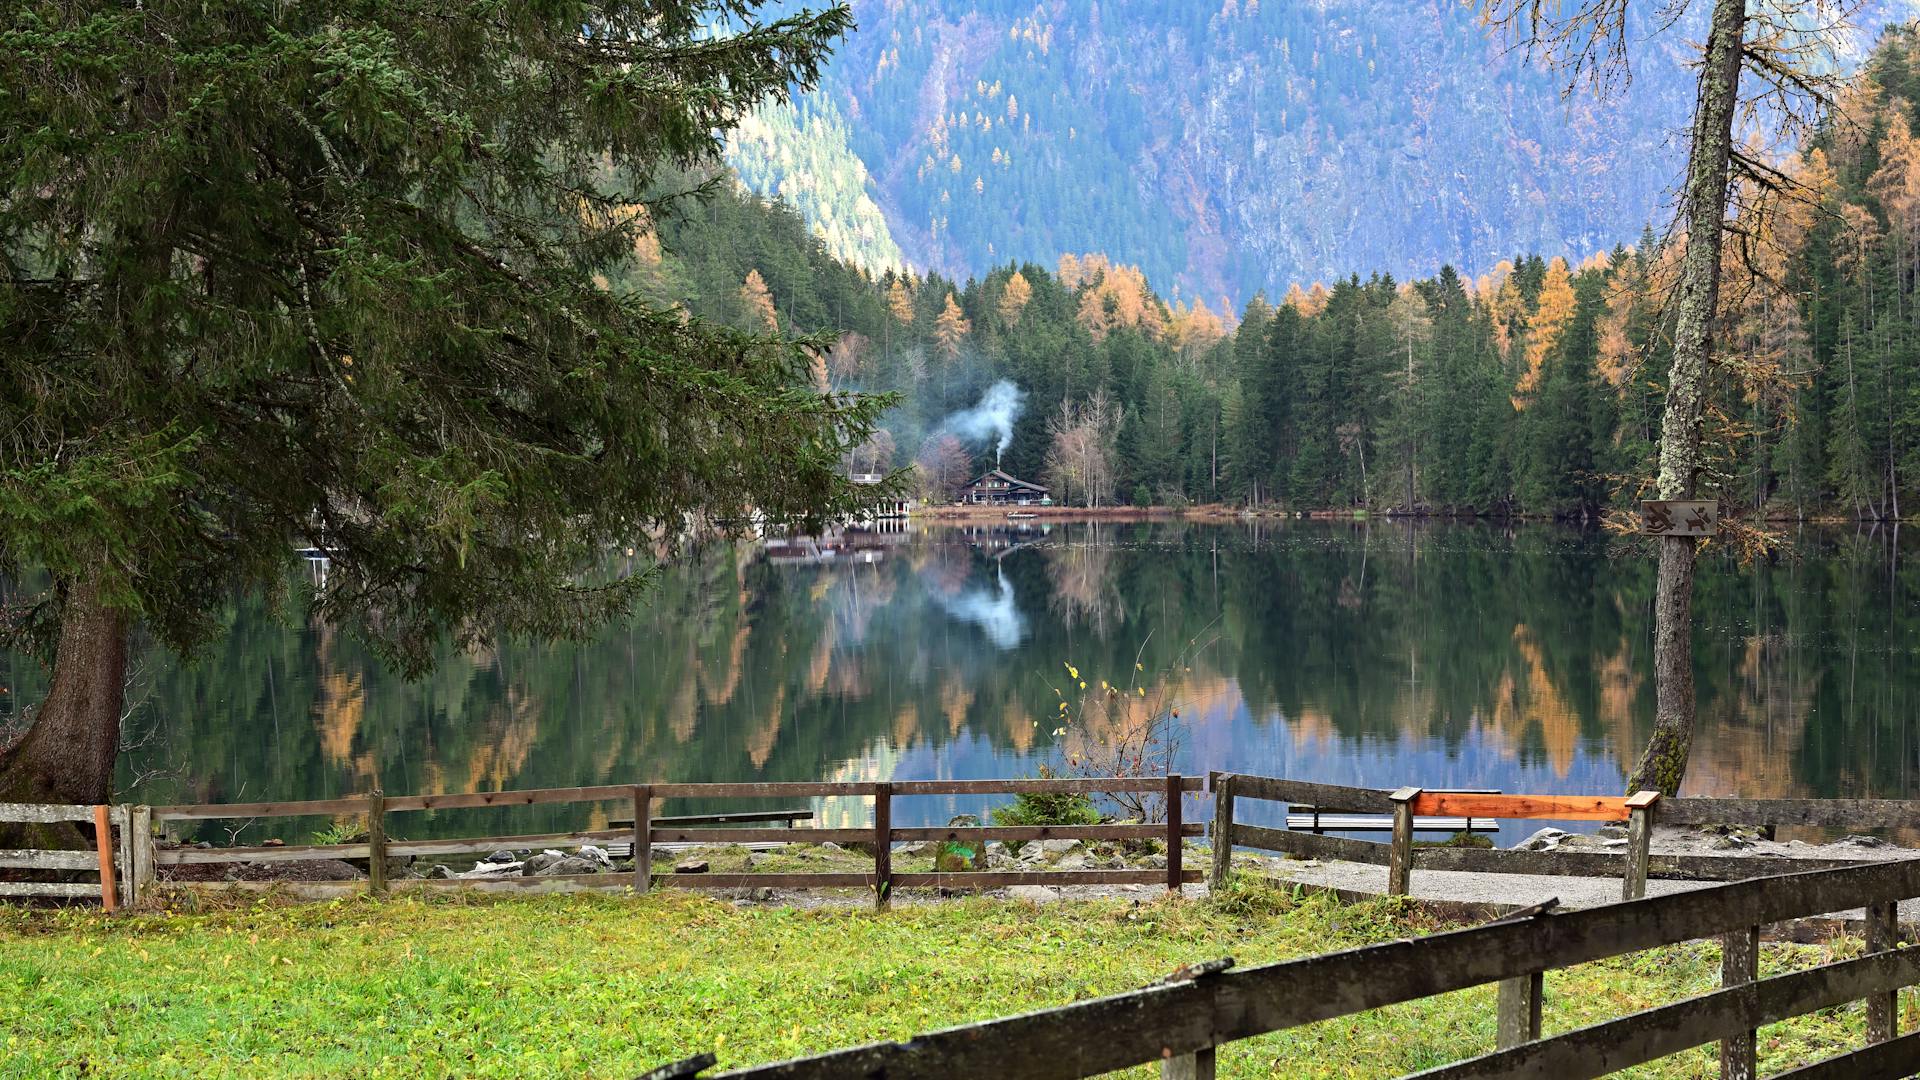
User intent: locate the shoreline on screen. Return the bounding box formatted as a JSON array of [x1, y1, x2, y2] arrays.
[[910, 504, 1918, 525]]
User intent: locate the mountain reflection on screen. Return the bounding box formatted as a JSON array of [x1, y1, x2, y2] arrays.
[[5, 521, 1917, 839]]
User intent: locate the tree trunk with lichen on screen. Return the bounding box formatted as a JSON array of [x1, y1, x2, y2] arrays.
[[1628, 0, 1745, 797], [0, 570, 128, 841]]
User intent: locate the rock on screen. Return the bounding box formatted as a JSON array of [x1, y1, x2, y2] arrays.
[[985, 842, 1008, 859], [1006, 885, 1059, 902], [1840, 835, 1888, 848], [523, 850, 567, 875], [1016, 839, 1085, 865], [536, 855, 597, 876], [1120, 883, 1144, 893], [425, 863, 454, 879], [1053, 851, 1090, 871], [458, 860, 524, 878], [1712, 835, 1753, 851], [577, 845, 612, 868], [1141, 853, 1168, 869], [675, 858, 710, 874], [897, 841, 934, 858], [746, 851, 772, 869], [483, 849, 519, 864], [751, 887, 775, 902], [1516, 828, 1568, 852], [818, 842, 843, 854], [1596, 825, 1629, 840]]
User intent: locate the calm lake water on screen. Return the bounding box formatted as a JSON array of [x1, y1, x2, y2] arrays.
[[8, 520, 1918, 842]]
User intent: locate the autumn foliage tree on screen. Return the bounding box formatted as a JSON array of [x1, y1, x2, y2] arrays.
[[933, 292, 972, 362]]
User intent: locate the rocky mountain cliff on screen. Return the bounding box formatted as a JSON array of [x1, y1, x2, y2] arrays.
[[730, 0, 1905, 306]]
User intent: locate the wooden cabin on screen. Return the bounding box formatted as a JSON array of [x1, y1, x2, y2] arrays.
[[960, 469, 1050, 506]]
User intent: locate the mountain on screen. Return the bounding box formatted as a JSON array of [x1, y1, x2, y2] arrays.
[[731, 0, 1900, 307], [726, 95, 908, 276]]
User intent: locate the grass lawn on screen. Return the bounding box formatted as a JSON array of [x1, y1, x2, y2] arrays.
[[0, 880, 1902, 1078]]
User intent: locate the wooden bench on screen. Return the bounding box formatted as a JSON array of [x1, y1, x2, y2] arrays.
[[1287, 789, 1500, 834], [1285, 811, 1497, 833]]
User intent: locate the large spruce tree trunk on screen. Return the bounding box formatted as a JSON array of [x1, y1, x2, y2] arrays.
[[1627, 0, 1745, 796], [0, 571, 129, 815]]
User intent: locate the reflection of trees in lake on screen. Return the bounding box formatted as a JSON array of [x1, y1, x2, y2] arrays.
[[1042, 531, 1126, 634], [33, 521, 1914, 839]]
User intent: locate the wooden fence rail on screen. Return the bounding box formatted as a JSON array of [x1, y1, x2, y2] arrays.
[[137, 775, 1206, 905], [0, 803, 140, 909], [701, 858, 1920, 1079]]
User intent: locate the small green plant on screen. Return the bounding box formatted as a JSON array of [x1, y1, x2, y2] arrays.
[[991, 768, 1102, 827], [311, 821, 367, 846]]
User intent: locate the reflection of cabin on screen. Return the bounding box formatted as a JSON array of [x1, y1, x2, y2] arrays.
[[850, 472, 910, 518], [960, 469, 1050, 506]]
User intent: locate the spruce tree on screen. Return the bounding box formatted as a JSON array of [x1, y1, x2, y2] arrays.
[[0, 1, 882, 808]]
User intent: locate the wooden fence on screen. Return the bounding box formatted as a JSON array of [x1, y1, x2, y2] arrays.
[[131, 774, 1205, 905], [0, 803, 146, 910], [700, 857, 1920, 1079], [1210, 773, 1920, 902]]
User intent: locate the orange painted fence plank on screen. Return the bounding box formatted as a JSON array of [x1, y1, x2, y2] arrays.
[[1409, 792, 1633, 821]]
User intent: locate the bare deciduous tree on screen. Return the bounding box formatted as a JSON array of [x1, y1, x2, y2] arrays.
[[914, 433, 972, 501], [1044, 389, 1126, 507]]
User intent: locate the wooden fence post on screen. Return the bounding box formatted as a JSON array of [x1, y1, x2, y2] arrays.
[[1496, 971, 1543, 1049], [1166, 773, 1183, 895], [130, 805, 154, 907], [114, 806, 135, 908], [632, 785, 652, 894], [1211, 774, 1235, 892], [1623, 790, 1660, 901], [1719, 924, 1759, 1080], [366, 789, 387, 897], [873, 782, 892, 911], [1867, 900, 1899, 1044], [1387, 787, 1421, 897], [1162, 1046, 1216, 1079], [92, 805, 119, 913]]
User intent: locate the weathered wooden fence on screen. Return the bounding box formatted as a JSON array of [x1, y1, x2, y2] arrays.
[[1211, 773, 1920, 902], [698, 857, 1920, 1079], [0, 802, 148, 910], [138, 775, 1204, 905]]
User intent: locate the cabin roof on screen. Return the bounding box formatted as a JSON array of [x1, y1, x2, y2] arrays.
[[965, 469, 1048, 493]]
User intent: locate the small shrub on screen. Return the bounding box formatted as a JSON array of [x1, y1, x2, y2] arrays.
[[992, 790, 1102, 828]]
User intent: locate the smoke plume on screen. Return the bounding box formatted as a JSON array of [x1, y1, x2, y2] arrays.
[[939, 380, 1026, 463]]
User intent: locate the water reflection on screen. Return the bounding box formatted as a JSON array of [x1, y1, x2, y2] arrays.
[[5, 520, 1918, 840]]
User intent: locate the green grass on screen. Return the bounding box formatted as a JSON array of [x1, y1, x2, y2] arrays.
[[0, 879, 1902, 1078]]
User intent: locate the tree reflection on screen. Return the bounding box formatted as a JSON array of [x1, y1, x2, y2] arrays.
[[1, 520, 1906, 840]]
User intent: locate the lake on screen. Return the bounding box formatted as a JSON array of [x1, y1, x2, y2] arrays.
[[10, 520, 1917, 842]]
